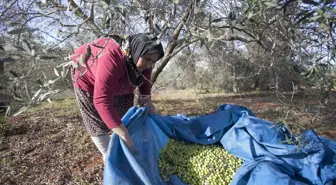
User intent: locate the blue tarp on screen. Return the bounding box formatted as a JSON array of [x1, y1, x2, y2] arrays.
[[103, 104, 336, 185]]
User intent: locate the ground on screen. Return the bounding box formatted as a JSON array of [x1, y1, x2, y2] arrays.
[[0, 90, 335, 185]]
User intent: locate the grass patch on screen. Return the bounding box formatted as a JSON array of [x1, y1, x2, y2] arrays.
[[27, 98, 77, 111], [26, 98, 80, 117]]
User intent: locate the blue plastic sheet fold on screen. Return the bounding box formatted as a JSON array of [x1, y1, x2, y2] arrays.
[[103, 104, 336, 185]]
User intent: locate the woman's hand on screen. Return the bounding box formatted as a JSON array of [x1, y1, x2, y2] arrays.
[[123, 136, 134, 149], [138, 95, 156, 114], [143, 98, 156, 114], [112, 124, 134, 149]]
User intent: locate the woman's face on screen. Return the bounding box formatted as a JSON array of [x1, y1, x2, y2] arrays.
[[136, 53, 160, 71]]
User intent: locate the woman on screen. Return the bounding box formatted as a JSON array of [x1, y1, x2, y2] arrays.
[[71, 33, 164, 159]]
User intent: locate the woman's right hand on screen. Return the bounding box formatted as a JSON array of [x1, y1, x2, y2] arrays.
[[123, 136, 139, 155], [111, 124, 137, 152], [123, 137, 134, 149]]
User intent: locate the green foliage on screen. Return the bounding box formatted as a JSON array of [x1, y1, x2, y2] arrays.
[[0, 35, 72, 116]]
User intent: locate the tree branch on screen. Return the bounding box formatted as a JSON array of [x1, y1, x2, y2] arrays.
[[67, 0, 102, 36], [225, 36, 255, 43], [213, 35, 270, 51], [0, 0, 18, 17], [171, 5, 192, 42], [26, 0, 37, 11], [89, 1, 94, 22], [151, 4, 194, 84], [213, 25, 257, 40], [169, 39, 199, 58], [45, 32, 75, 51]]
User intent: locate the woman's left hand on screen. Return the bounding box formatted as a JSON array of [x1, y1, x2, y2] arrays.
[[138, 95, 156, 114], [142, 98, 155, 114]]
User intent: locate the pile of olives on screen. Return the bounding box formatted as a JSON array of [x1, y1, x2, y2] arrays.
[[159, 139, 242, 185]]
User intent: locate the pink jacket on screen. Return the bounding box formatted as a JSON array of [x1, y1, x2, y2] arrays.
[[72, 37, 152, 129]]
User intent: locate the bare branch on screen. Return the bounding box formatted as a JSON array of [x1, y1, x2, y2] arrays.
[[169, 39, 199, 58], [171, 5, 192, 41], [37, 28, 63, 42], [89, 0, 94, 22], [67, 0, 103, 36], [213, 25, 257, 40], [151, 4, 194, 84], [26, 0, 38, 11], [0, 0, 18, 17], [24, 80, 31, 102], [214, 35, 254, 43], [45, 32, 75, 51]]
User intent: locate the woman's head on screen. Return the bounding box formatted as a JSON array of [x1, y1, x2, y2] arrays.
[[128, 33, 164, 71]]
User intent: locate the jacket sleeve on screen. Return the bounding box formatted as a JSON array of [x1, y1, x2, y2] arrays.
[[93, 49, 123, 129], [139, 68, 153, 96]]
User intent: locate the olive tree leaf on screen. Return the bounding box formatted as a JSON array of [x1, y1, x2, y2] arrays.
[[31, 88, 42, 101], [13, 106, 28, 117], [9, 70, 20, 78], [7, 28, 31, 34], [36, 55, 59, 60], [71, 61, 79, 68], [0, 55, 21, 63], [61, 66, 69, 77], [264, 2, 278, 8], [319, 23, 329, 31], [309, 15, 322, 21], [194, 7, 202, 14], [22, 40, 32, 53], [36, 79, 43, 87], [31, 49, 36, 57], [43, 78, 61, 87], [211, 17, 226, 23], [0, 57, 15, 63], [302, 0, 319, 6], [74, 26, 80, 34], [5, 21, 21, 26], [84, 45, 92, 63], [78, 54, 86, 67], [4, 44, 25, 52], [54, 68, 60, 77], [38, 90, 61, 102]]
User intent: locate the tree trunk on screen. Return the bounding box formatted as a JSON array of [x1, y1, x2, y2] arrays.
[[232, 64, 238, 93], [151, 54, 172, 84], [0, 62, 4, 75], [150, 4, 193, 84]]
